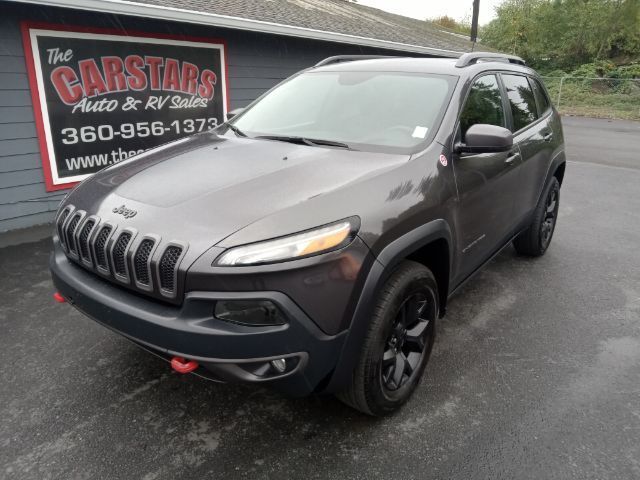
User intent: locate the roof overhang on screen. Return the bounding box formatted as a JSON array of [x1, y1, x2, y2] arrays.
[[9, 0, 463, 57]]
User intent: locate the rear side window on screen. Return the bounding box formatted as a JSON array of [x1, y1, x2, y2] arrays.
[[502, 74, 538, 131], [459, 75, 506, 141], [531, 78, 551, 114]]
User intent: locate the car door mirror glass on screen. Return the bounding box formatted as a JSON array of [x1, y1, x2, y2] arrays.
[[456, 124, 513, 154]]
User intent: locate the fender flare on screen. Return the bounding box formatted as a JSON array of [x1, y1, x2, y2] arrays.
[[536, 149, 566, 206], [322, 219, 453, 394]]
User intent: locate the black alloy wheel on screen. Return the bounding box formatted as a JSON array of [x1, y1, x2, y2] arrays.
[[540, 187, 558, 249], [513, 176, 561, 257], [337, 261, 438, 416], [381, 293, 434, 392]]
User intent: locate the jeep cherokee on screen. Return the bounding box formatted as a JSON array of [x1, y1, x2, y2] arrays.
[[50, 52, 566, 416]]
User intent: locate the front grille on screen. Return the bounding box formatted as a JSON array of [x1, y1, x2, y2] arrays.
[[112, 232, 132, 277], [57, 208, 70, 248], [159, 246, 183, 292], [56, 205, 186, 302], [134, 239, 155, 285], [78, 219, 95, 262], [66, 214, 82, 254], [94, 225, 112, 270]]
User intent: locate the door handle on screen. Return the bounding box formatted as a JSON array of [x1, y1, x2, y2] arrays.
[[543, 132, 554, 142], [505, 151, 520, 164]]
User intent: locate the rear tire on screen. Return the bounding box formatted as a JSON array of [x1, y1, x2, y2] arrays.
[[337, 261, 438, 416], [513, 177, 560, 257]]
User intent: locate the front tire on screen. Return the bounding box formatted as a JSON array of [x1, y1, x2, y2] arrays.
[[337, 261, 438, 416], [513, 176, 560, 257]]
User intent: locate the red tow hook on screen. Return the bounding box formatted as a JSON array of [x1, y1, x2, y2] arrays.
[[53, 292, 66, 303], [171, 356, 199, 374]]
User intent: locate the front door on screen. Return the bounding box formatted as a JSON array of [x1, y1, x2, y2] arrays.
[[451, 74, 522, 281]]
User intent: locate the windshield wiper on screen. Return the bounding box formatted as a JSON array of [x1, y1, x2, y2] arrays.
[[221, 122, 247, 138], [255, 135, 351, 149]]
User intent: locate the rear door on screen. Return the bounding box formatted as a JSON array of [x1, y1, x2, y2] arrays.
[[500, 74, 555, 224], [451, 74, 523, 281]]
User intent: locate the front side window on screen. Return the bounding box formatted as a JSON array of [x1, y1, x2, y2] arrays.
[[459, 74, 506, 141], [502, 74, 538, 131], [227, 71, 456, 152]]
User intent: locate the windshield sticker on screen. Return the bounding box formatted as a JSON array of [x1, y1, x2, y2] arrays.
[[412, 126, 428, 138]]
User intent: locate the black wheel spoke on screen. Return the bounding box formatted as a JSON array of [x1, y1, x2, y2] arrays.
[[382, 348, 395, 367], [416, 299, 427, 318], [405, 320, 429, 351], [405, 351, 421, 374], [392, 353, 405, 387], [380, 291, 434, 391], [406, 319, 429, 339], [546, 199, 556, 214]]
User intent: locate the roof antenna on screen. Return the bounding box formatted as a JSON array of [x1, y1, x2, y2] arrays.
[[470, 0, 480, 51]]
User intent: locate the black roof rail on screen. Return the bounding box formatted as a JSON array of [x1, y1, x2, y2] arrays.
[[455, 52, 526, 68], [314, 55, 399, 67]]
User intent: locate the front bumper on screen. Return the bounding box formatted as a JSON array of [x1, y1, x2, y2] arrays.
[[50, 247, 348, 396]]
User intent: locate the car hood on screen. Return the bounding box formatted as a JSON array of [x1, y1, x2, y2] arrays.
[[65, 133, 409, 254]]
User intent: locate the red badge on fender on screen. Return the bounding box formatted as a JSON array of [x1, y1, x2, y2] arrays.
[[439, 154, 448, 166]]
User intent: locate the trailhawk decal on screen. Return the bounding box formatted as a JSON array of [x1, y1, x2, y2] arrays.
[[21, 22, 228, 191]]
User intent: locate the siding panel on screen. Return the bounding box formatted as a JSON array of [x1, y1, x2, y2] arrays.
[[228, 65, 298, 79], [0, 73, 29, 90], [0, 38, 24, 56], [0, 56, 27, 73], [0, 200, 50, 222], [0, 122, 37, 140], [0, 168, 44, 188], [0, 90, 32, 107], [0, 107, 35, 124], [0, 210, 56, 231], [0, 138, 40, 156], [229, 77, 282, 89], [0, 182, 51, 204], [0, 153, 42, 173]]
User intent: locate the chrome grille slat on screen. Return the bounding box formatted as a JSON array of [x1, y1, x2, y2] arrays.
[[134, 239, 155, 286], [93, 225, 113, 272], [65, 214, 82, 255], [159, 246, 183, 294], [56, 207, 72, 249], [112, 232, 132, 279], [78, 219, 96, 263]]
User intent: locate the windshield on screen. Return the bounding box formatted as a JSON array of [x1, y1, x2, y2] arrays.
[[227, 71, 456, 152]]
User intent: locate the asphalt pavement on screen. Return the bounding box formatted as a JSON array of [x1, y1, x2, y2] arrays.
[[1, 116, 639, 479]]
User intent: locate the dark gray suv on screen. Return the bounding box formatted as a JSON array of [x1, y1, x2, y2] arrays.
[[50, 52, 566, 415]]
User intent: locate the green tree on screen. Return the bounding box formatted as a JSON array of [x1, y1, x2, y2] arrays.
[[481, 0, 640, 71], [430, 15, 471, 35]]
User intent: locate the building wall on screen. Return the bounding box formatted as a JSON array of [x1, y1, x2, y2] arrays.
[[0, 2, 423, 232]]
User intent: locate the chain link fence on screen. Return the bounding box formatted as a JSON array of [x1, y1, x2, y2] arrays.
[[540, 76, 640, 121]]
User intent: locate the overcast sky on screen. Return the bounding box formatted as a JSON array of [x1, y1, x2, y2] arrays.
[[357, 0, 503, 25]]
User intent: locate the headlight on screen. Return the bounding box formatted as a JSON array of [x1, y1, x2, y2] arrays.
[[216, 219, 356, 266]]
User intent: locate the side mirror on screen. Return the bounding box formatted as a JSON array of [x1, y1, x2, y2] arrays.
[[455, 124, 513, 154], [226, 107, 245, 121]]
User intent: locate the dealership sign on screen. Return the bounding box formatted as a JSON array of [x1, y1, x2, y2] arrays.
[[21, 23, 228, 191]]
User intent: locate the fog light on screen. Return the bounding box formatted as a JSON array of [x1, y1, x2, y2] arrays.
[[270, 358, 287, 373], [214, 300, 286, 326]]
